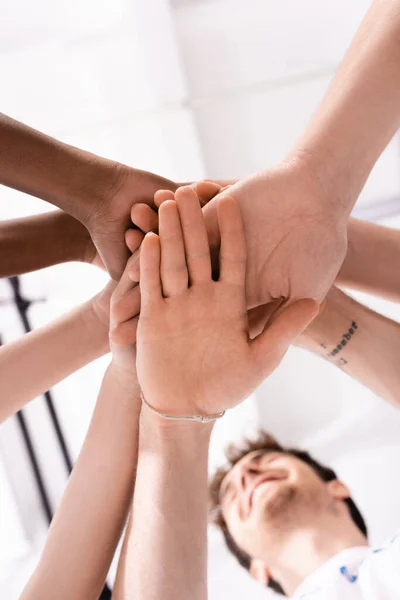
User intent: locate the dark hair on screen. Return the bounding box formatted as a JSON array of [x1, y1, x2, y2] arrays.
[[208, 431, 367, 596]]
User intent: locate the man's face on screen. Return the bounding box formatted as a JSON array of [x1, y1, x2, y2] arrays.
[[220, 450, 338, 559]]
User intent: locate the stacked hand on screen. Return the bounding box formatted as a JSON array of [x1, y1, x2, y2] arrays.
[[78, 164, 222, 281], [131, 187, 317, 418], [130, 163, 347, 314], [201, 161, 348, 309], [80, 164, 178, 280], [134, 163, 347, 340], [100, 159, 346, 418], [107, 232, 144, 383]]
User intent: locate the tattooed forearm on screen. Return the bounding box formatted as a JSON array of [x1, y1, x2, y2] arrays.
[[319, 321, 358, 365]]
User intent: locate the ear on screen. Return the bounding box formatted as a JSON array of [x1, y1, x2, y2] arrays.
[[326, 479, 350, 501], [250, 558, 271, 585]]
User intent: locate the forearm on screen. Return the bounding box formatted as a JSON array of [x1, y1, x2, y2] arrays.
[[113, 407, 213, 600], [20, 363, 141, 600], [336, 218, 400, 301], [299, 286, 400, 406], [0, 211, 91, 278], [0, 113, 123, 223], [290, 0, 400, 217], [0, 297, 108, 422]]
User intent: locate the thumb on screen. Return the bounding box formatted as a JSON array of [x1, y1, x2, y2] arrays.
[[250, 299, 319, 374], [191, 180, 223, 206], [96, 237, 130, 281]]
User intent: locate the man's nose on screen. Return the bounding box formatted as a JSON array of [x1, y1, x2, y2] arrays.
[[238, 463, 261, 493]]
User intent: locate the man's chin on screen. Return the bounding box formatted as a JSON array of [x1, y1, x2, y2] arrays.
[[254, 483, 297, 525]]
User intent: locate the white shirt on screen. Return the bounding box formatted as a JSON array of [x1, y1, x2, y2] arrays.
[[293, 532, 400, 599]]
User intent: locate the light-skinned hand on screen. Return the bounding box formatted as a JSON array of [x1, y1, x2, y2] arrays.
[[135, 187, 318, 418], [200, 162, 348, 309], [108, 249, 144, 382]]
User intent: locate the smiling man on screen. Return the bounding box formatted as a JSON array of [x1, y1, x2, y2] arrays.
[[206, 270, 400, 598], [209, 434, 369, 597]]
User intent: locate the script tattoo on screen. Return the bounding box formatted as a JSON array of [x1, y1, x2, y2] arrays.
[[320, 321, 358, 367]]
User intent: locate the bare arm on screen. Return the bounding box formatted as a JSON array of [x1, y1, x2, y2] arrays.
[[112, 412, 212, 600], [336, 217, 400, 302], [20, 363, 141, 600], [0, 289, 111, 423], [0, 112, 121, 223], [291, 0, 400, 216], [299, 286, 400, 406], [20, 250, 143, 599], [0, 112, 177, 278], [0, 216, 144, 423], [0, 210, 96, 278]]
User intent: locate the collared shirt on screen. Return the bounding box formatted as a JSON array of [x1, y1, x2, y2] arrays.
[[293, 532, 400, 599]]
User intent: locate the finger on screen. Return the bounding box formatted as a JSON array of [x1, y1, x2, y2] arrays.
[[96, 237, 130, 281], [110, 253, 140, 327], [112, 253, 138, 301], [217, 196, 246, 287], [210, 179, 238, 187], [125, 230, 143, 283], [159, 200, 188, 297], [250, 299, 319, 373], [125, 229, 144, 254], [140, 232, 162, 307], [154, 189, 175, 208], [110, 284, 141, 325], [156, 183, 222, 208], [100, 279, 118, 299], [109, 316, 139, 347], [174, 186, 211, 284], [130, 203, 159, 233], [127, 247, 141, 284], [191, 181, 222, 206]]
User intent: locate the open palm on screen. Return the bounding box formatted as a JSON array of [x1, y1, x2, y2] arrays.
[[136, 187, 318, 419]]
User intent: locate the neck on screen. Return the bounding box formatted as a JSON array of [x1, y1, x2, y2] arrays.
[[267, 521, 368, 596]]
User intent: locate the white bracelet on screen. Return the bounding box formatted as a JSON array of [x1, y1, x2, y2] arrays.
[[140, 391, 225, 424]]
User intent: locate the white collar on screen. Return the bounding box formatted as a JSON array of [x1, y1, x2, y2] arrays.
[[293, 545, 371, 598]]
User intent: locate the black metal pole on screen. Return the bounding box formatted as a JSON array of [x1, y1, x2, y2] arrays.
[[9, 276, 73, 475], [15, 410, 53, 524]]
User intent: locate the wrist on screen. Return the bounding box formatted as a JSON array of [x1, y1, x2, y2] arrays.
[[55, 144, 129, 226], [108, 361, 141, 395], [101, 362, 142, 417], [140, 400, 215, 441], [299, 300, 328, 344], [299, 286, 350, 343], [282, 149, 352, 222], [54, 210, 92, 264], [82, 299, 110, 355]]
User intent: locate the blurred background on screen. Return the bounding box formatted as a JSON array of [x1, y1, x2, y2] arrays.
[[1, 0, 400, 598]]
